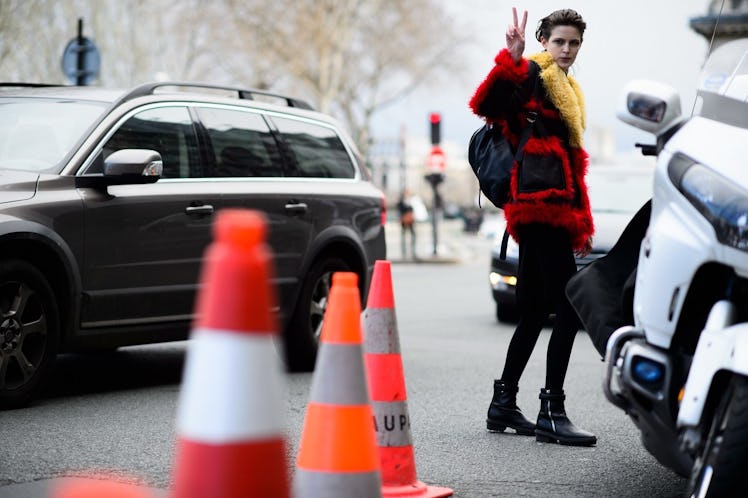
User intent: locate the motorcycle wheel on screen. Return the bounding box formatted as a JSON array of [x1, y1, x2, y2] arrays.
[[687, 376, 748, 498]]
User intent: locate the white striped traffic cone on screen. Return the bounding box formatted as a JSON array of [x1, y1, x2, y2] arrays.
[[170, 209, 290, 498], [363, 260, 453, 497], [294, 272, 382, 498]]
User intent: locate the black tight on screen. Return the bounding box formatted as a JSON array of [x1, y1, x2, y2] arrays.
[[500, 224, 580, 390]]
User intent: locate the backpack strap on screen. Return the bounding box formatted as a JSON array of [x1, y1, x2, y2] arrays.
[[500, 61, 540, 260], [514, 114, 535, 162], [499, 228, 510, 260], [514, 61, 541, 162]]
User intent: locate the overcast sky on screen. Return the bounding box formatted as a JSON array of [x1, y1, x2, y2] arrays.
[[371, 0, 711, 157]]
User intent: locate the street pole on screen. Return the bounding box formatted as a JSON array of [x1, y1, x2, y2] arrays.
[[76, 19, 85, 86], [399, 125, 407, 192], [431, 180, 439, 256], [425, 113, 444, 257]]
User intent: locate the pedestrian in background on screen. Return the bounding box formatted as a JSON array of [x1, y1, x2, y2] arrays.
[[397, 188, 417, 260], [468, 7, 596, 446]]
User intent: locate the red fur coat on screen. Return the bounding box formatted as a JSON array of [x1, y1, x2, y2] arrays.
[[469, 49, 594, 251]]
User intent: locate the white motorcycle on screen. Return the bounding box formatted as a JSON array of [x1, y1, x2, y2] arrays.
[[569, 38, 748, 497]]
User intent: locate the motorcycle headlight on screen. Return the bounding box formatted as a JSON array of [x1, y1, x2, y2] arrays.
[[670, 154, 748, 251]]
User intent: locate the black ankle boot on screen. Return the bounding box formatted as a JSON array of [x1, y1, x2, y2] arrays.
[[486, 380, 535, 435], [535, 388, 596, 446]]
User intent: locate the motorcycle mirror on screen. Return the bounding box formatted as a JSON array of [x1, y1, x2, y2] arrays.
[[616, 80, 683, 135]]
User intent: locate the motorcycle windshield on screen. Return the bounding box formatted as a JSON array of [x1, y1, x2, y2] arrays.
[[694, 38, 748, 129]]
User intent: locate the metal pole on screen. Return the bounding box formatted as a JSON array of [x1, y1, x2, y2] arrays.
[[431, 185, 438, 256], [76, 18, 84, 86], [399, 125, 407, 191]]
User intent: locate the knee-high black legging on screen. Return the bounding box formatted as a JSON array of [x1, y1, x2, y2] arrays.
[[500, 224, 581, 390]]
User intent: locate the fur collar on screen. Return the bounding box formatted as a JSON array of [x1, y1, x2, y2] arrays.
[[527, 52, 585, 148]]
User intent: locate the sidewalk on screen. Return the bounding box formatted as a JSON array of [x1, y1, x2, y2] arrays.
[[385, 217, 490, 265]]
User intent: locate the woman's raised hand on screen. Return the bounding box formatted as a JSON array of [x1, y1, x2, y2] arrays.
[[506, 7, 527, 62]]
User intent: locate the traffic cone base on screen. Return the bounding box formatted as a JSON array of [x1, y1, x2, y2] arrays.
[[363, 260, 453, 498], [382, 483, 456, 498], [293, 470, 382, 498], [172, 438, 287, 497]]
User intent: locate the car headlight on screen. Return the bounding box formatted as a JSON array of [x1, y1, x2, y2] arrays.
[[670, 154, 748, 251]]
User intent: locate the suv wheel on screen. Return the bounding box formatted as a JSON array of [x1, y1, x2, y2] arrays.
[[285, 256, 353, 372], [0, 260, 59, 409]]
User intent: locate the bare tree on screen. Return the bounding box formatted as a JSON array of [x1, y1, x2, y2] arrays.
[[0, 0, 467, 152], [223, 0, 467, 153], [0, 0, 73, 83]]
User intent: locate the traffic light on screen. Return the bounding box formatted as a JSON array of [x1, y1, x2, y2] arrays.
[[429, 112, 441, 145]]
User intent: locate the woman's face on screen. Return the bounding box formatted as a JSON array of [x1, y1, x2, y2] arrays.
[[541, 25, 582, 73]]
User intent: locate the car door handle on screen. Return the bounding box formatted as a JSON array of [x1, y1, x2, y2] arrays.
[[185, 204, 214, 215], [285, 202, 308, 215]]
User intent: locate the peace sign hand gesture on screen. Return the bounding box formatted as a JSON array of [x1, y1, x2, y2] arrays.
[[506, 7, 527, 63]]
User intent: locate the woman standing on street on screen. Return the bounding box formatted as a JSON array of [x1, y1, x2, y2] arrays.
[[397, 188, 417, 260], [468, 7, 596, 446]]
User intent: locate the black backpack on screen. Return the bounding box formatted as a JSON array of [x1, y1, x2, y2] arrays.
[[467, 61, 539, 210]]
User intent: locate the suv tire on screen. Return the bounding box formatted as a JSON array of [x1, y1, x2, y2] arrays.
[[285, 255, 353, 372], [0, 260, 59, 408]]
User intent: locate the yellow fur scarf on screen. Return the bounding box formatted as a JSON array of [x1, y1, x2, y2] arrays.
[[527, 51, 586, 148]]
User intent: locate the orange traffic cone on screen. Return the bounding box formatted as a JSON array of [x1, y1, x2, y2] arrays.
[[362, 260, 453, 497], [170, 209, 290, 498], [53, 477, 155, 498], [294, 272, 382, 498]]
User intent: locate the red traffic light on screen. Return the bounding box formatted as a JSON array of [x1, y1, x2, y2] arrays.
[[429, 112, 441, 145]]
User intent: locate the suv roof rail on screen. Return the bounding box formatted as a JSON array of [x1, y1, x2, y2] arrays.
[[119, 81, 315, 110]]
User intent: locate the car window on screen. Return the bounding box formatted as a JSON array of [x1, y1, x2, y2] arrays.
[[196, 107, 283, 178], [96, 106, 200, 178], [270, 116, 355, 179]]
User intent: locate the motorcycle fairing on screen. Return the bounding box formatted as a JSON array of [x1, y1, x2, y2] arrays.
[[677, 301, 748, 428]]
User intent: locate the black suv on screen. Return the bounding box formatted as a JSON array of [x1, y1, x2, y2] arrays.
[[0, 82, 386, 407]]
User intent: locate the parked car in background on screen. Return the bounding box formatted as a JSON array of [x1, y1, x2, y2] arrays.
[[0, 81, 386, 408], [489, 164, 653, 322]]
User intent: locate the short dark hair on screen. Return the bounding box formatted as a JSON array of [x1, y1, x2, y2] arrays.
[[535, 9, 586, 43]]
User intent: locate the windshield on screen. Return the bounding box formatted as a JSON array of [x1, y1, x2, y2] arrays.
[[0, 98, 107, 172], [694, 38, 748, 128]]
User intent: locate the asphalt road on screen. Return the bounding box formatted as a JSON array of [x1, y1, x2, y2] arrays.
[[0, 218, 688, 497]]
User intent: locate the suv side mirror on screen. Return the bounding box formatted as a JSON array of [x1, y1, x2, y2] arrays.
[[104, 149, 163, 179], [616, 80, 684, 136], [76, 149, 163, 188]]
